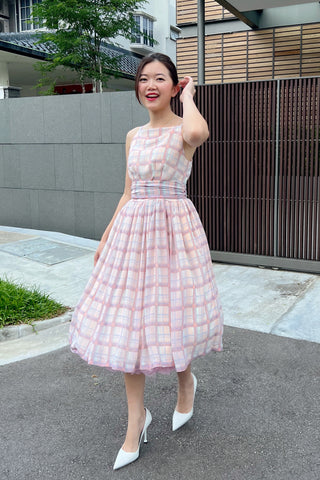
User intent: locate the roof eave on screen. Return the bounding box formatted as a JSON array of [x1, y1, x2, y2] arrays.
[[214, 0, 261, 28], [0, 39, 47, 60], [0, 35, 141, 79]]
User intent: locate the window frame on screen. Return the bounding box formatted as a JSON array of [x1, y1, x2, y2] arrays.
[[132, 12, 155, 48], [18, 0, 42, 32]]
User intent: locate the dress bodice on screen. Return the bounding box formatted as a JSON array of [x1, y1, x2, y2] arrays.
[[128, 125, 192, 184]]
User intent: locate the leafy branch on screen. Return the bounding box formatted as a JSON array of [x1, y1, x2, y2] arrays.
[[31, 0, 149, 94]]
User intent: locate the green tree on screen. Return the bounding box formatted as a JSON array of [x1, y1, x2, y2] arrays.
[[32, 0, 147, 94]]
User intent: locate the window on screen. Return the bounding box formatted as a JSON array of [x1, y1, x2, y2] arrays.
[[19, 0, 42, 31], [170, 26, 180, 42], [132, 14, 154, 48]]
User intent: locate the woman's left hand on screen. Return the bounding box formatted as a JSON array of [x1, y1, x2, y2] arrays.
[[179, 76, 195, 103]]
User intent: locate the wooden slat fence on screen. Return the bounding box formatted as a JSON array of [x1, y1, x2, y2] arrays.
[[176, 0, 234, 25], [177, 23, 320, 84]]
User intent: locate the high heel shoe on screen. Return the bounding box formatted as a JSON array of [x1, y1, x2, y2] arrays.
[[172, 373, 197, 431], [113, 408, 152, 470]]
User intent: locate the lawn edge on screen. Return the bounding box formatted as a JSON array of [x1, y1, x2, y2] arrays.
[[0, 310, 73, 343]]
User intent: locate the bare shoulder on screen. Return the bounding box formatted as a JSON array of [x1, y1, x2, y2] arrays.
[[126, 126, 140, 143], [125, 126, 140, 157]]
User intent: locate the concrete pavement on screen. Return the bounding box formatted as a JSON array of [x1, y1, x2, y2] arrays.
[[0, 225, 320, 366], [0, 226, 99, 365], [1, 226, 320, 479], [1, 326, 319, 480]]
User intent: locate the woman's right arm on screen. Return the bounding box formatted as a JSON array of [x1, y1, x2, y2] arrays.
[[93, 127, 138, 266]]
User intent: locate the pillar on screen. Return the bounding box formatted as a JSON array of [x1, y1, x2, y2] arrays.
[[0, 62, 20, 99], [197, 0, 205, 85]]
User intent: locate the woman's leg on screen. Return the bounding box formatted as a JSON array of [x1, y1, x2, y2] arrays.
[[176, 364, 195, 413], [122, 373, 146, 452]]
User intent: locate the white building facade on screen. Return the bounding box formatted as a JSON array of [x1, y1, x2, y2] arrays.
[[0, 0, 179, 98], [116, 0, 179, 62]]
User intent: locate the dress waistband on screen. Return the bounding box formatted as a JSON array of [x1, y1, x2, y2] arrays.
[[131, 181, 187, 199]]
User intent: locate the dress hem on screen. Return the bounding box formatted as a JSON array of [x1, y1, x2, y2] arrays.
[[69, 343, 223, 376]]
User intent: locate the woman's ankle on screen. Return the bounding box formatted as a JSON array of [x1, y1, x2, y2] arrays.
[[123, 411, 146, 452], [178, 372, 193, 391], [128, 407, 145, 425]]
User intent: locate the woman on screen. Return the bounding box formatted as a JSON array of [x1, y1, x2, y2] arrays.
[[69, 53, 223, 470]]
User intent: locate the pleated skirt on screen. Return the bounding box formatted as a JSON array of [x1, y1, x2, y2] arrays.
[[69, 196, 223, 375]]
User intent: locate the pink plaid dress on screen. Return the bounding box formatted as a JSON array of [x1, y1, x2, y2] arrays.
[[69, 124, 223, 375]]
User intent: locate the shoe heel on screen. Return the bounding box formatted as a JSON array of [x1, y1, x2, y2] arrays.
[[113, 408, 152, 470], [172, 373, 197, 431]]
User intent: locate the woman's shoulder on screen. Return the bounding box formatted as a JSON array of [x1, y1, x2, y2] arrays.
[[126, 126, 141, 142], [126, 127, 141, 152]]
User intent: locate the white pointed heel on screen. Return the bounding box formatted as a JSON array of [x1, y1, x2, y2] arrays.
[[113, 408, 152, 470], [172, 373, 197, 431]]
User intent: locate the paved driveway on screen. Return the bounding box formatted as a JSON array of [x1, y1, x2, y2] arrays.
[[1, 326, 319, 480]]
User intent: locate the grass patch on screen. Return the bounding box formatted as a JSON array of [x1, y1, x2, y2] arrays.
[[0, 277, 68, 329]]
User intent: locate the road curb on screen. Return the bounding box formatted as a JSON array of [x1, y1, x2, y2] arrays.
[[0, 310, 73, 343]]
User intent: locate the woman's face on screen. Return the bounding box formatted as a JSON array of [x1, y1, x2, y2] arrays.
[[138, 61, 179, 110]]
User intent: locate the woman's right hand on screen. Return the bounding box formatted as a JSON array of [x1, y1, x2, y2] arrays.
[[179, 76, 195, 103], [94, 241, 106, 267]]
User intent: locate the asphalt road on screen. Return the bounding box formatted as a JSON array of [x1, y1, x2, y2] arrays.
[[1, 326, 319, 480]]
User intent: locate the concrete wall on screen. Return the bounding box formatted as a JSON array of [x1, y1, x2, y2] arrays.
[[0, 92, 148, 239]]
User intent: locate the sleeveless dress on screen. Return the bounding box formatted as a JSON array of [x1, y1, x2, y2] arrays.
[[69, 124, 223, 375]]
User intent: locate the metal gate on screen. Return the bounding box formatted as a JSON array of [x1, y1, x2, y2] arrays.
[[174, 77, 320, 273]]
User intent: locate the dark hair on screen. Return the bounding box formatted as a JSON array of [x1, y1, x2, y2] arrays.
[[135, 53, 179, 103]]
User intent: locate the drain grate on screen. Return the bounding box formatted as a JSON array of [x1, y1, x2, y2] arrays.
[[0, 237, 93, 265]]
